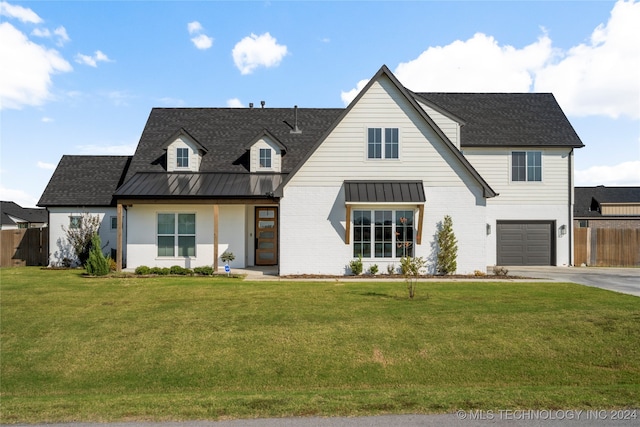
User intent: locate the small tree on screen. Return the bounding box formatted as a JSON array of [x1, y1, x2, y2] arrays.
[[400, 256, 426, 299], [62, 213, 101, 266], [85, 234, 110, 276], [436, 215, 458, 275]]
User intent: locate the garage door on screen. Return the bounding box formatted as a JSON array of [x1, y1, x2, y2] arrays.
[[497, 221, 554, 266]]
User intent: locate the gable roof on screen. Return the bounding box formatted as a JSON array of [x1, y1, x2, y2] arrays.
[[1, 201, 47, 226], [278, 65, 498, 198], [574, 186, 640, 217], [38, 156, 132, 207], [414, 92, 584, 148], [162, 128, 208, 153], [123, 107, 342, 183]]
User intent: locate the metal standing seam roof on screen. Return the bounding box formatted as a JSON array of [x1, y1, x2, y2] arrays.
[[344, 181, 426, 203], [114, 172, 285, 199]]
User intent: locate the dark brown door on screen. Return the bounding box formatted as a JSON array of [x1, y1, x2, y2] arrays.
[[255, 207, 278, 265]]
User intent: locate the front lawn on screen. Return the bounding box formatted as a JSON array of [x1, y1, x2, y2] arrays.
[[1, 267, 639, 423]]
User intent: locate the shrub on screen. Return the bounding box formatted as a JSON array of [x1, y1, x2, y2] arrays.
[[474, 270, 486, 276], [436, 215, 458, 275], [62, 213, 101, 266], [85, 234, 110, 276], [135, 266, 151, 275], [150, 267, 169, 275], [369, 264, 379, 275], [194, 266, 214, 276], [493, 265, 509, 276], [400, 256, 426, 299], [387, 264, 396, 275], [221, 251, 235, 263], [170, 265, 193, 275], [349, 256, 363, 275], [107, 257, 117, 272]]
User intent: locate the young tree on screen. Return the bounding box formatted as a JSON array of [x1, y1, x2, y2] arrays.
[[85, 234, 110, 276], [436, 215, 458, 275], [400, 256, 426, 299], [62, 213, 101, 266]]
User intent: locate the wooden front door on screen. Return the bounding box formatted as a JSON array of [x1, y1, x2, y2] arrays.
[[255, 207, 278, 265]]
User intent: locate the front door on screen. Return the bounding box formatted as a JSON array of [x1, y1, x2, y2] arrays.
[[255, 207, 278, 265]]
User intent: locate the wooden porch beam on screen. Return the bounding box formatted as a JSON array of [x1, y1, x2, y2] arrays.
[[116, 203, 123, 271], [417, 204, 424, 245], [345, 205, 351, 244]]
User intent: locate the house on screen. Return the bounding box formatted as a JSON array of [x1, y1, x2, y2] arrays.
[[38, 65, 584, 274], [574, 186, 640, 229], [0, 201, 47, 230]]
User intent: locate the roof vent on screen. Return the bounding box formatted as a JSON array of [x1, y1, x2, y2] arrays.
[[249, 103, 254, 109], [261, 100, 265, 109], [290, 105, 302, 134]]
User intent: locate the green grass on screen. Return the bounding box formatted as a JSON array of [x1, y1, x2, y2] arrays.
[[1, 267, 639, 423]]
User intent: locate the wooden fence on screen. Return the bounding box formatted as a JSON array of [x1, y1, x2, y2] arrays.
[[574, 227, 640, 267], [0, 228, 49, 267]]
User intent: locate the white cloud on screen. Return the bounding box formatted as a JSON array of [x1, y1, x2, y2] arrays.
[[187, 21, 203, 34], [226, 98, 244, 108], [232, 32, 288, 75], [340, 79, 369, 106], [0, 1, 42, 24], [105, 90, 133, 107], [31, 26, 69, 46], [187, 21, 213, 50], [0, 186, 39, 208], [535, 0, 640, 119], [0, 22, 72, 110], [41, 116, 53, 123], [191, 34, 213, 50], [575, 161, 640, 186], [75, 50, 112, 67], [37, 161, 56, 170]]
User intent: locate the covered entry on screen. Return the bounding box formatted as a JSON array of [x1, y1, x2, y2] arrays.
[[497, 221, 554, 266]]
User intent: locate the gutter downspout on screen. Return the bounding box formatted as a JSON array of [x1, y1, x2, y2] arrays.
[[568, 149, 574, 266]]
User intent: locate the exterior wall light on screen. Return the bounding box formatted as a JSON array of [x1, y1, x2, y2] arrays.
[[559, 224, 567, 236], [486, 223, 491, 235]]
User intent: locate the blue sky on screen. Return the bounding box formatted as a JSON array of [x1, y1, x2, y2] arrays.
[[1, 0, 639, 207]]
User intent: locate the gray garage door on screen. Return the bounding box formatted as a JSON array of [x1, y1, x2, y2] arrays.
[[497, 221, 554, 266]]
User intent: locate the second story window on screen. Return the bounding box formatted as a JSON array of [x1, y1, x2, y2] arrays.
[[260, 148, 272, 168], [368, 128, 399, 159], [177, 148, 189, 168], [512, 151, 541, 182]]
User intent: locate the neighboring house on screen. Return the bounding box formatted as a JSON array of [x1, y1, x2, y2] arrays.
[[0, 201, 47, 230], [37, 156, 131, 265], [574, 186, 640, 229], [38, 65, 584, 274]]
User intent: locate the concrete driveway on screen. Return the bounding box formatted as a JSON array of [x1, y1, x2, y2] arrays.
[[507, 266, 640, 297]]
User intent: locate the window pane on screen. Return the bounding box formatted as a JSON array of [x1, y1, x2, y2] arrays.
[[158, 214, 175, 234], [395, 210, 414, 258], [353, 210, 371, 258], [69, 216, 81, 229], [177, 148, 189, 168], [368, 128, 382, 159], [158, 236, 174, 256], [385, 128, 399, 159], [178, 213, 195, 234], [374, 210, 392, 258], [178, 236, 195, 257], [527, 152, 542, 181], [260, 148, 272, 168], [111, 216, 117, 229], [512, 152, 526, 181]]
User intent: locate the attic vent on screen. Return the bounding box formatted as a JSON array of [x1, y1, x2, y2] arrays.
[[290, 105, 302, 134]]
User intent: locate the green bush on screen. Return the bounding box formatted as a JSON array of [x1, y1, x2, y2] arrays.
[[169, 265, 193, 275], [150, 267, 169, 275], [348, 256, 363, 275], [135, 266, 151, 275], [369, 264, 379, 275], [85, 234, 110, 276], [194, 266, 214, 276], [436, 215, 458, 275]]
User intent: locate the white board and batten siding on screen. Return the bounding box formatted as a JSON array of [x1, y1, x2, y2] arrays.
[[280, 75, 488, 275]]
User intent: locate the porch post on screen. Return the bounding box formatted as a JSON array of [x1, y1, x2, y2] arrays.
[[416, 204, 424, 245], [116, 203, 123, 271], [213, 204, 219, 272]]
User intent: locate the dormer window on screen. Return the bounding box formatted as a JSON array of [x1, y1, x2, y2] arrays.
[[177, 148, 189, 168], [260, 148, 272, 168]]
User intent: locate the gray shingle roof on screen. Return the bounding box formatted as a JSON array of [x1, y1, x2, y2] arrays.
[[1, 201, 47, 226], [37, 156, 132, 207], [414, 93, 584, 148], [124, 107, 343, 183], [574, 186, 640, 217]]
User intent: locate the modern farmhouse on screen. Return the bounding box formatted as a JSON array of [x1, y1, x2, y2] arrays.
[[38, 65, 584, 274]]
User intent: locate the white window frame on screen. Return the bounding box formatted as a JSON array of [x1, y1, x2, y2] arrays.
[[110, 216, 117, 230], [511, 151, 542, 182], [367, 127, 399, 160], [156, 213, 196, 258], [353, 208, 415, 259], [259, 148, 272, 169], [176, 147, 189, 169]]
